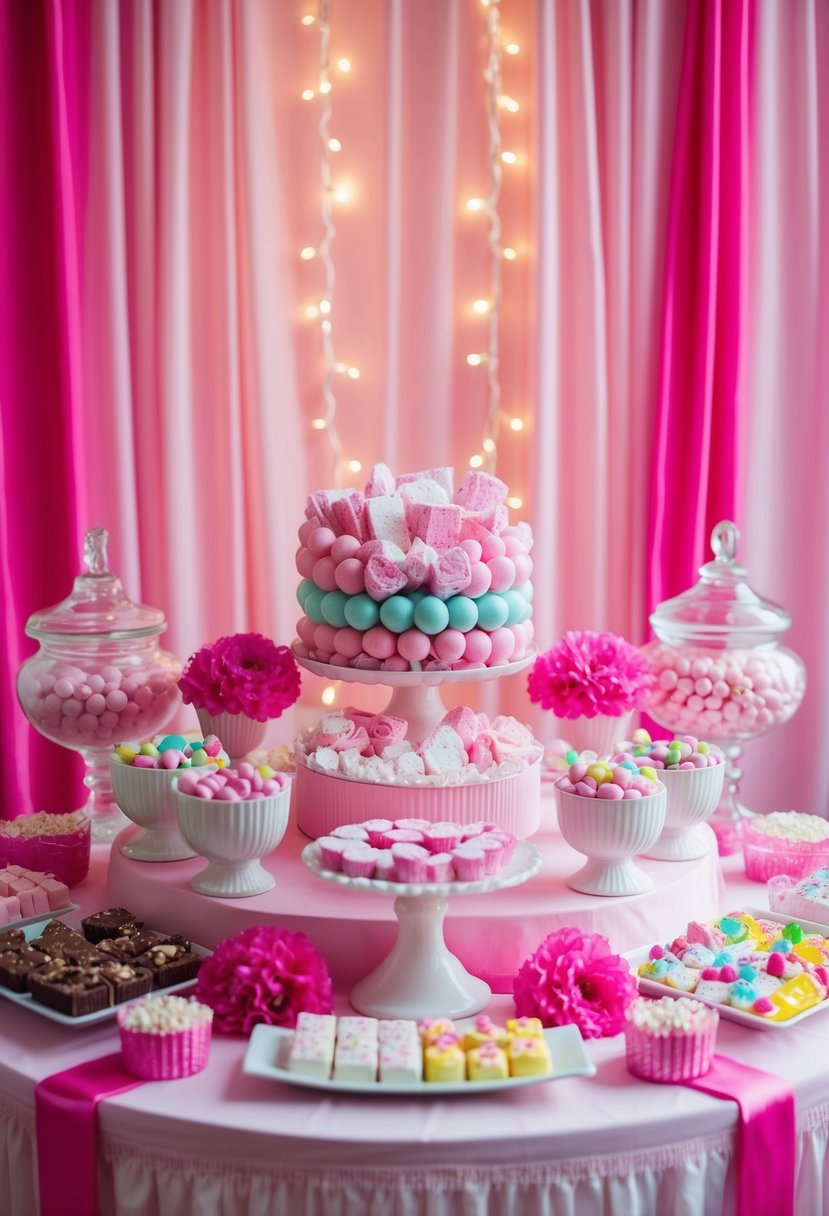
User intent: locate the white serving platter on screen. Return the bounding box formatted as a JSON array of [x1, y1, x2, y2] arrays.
[[0, 903, 78, 934], [0, 919, 211, 1028], [243, 1020, 595, 1097], [629, 906, 829, 1030]]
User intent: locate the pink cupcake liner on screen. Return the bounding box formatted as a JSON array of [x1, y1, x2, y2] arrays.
[[318, 837, 348, 871], [118, 1019, 212, 1080], [341, 846, 379, 878], [452, 846, 487, 881], [742, 821, 829, 883], [625, 1022, 717, 1083], [424, 853, 455, 882], [390, 843, 429, 882]]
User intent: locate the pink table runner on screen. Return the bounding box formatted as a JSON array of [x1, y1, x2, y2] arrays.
[[35, 1054, 144, 1216], [686, 1054, 795, 1216]]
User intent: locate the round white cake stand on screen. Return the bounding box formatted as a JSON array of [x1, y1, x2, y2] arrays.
[[302, 840, 542, 1020], [293, 647, 537, 741]]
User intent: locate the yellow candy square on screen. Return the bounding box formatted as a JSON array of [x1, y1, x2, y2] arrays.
[[467, 1044, 508, 1081], [424, 1042, 465, 1083], [506, 1016, 544, 1039], [508, 1036, 551, 1077]]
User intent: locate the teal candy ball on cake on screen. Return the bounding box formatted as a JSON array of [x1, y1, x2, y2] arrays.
[[321, 590, 350, 628], [446, 595, 478, 633], [413, 596, 450, 635], [304, 587, 328, 624], [475, 592, 509, 631], [380, 595, 416, 633], [344, 593, 381, 631], [408, 588, 428, 606], [500, 590, 526, 626], [297, 579, 316, 611]]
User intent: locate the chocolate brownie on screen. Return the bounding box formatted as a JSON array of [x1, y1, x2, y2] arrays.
[[0, 943, 51, 993], [96, 930, 161, 961], [29, 926, 100, 965], [135, 935, 202, 989], [81, 907, 143, 944], [28, 959, 152, 1017], [0, 928, 26, 951]]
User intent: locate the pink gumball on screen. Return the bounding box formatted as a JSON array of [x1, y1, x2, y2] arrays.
[[464, 630, 492, 663], [86, 674, 105, 694], [312, 556, 338, 592], [314, 624, 339, 653], [334, 627, 364, 659], [487, 627, 515, 665], [296, 615, 317, 646], [307, 526, 336, 558], [101, 666, 122, 685], [512, 555, 532, 586], [334, 558, 366, 596], [331, 534, 361, 563], [363, 625, 397, 660], [433, 629, 466, 663], [106, 689, 128, 712], [85, 693, 106, 716], [329, 653, 351, 667], [54, 678, 74, 699], [502, 535, 524, 560], [466, 562, 492, 598], [298, 518, 319, 546], [382, 656, 410, 671], [294, 642, 311, 658], [296, 547, 317, 579], [486, 555, 516, 593], [480, 535, 506, 562], [397, 629, 431, 663], [460, 539, 483, 563]]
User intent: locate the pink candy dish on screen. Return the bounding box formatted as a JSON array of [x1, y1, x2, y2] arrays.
[[0, 813, 91, 888], [293, 758, 540, 841], [118, 995, 213, 1080], [742, 813, 829, 883], [625, 997, 718, 1084], [768, 870, 829, 928]]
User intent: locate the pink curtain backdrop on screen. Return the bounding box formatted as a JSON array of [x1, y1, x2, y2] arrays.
[[1, 0, 827, 818]]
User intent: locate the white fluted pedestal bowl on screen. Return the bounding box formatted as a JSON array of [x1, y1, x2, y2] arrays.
[[642, 762, 725, 861], [556, 710, 634, 759], [555, 781, 666, 897], [110, 760, 197, 862], [174, 781, 290, 898], [195, 708, 268, 767]]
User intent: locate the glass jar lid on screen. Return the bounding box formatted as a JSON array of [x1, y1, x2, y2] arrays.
[[649, 520, 791, 647], [25, 528, 168, 641]]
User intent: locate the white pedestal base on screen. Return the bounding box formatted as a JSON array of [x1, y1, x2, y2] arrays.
[[643, 826, 711, 862], [566, 858, 654, 898], [191, 859, 276, 898]]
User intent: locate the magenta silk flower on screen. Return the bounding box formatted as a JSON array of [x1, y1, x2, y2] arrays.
[[527, 630, 653, 720], [195, 925, 333, 1035], [178, 633, 301, 722], [513, 926, 637, 1039]]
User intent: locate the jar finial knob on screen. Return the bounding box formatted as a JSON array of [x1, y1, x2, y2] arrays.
[[710, 520, 740, 564], [83, 527, 109, 577]]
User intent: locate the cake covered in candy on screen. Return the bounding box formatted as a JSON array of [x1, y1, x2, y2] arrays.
[[294, 705, 542, 839], [294, 463, 534, 671]]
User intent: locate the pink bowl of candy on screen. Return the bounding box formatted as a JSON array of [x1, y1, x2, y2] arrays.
[[0, 812, 91, 888], [554, 760, 666, 897], [174, 766, 291, 898], [742, 812, 829, 883]]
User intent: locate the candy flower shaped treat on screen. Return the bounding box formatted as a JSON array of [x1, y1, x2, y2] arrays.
[[195, 925, 333, 1035], [527, 631, 653, 720], [513, 927, 637, 1039], [179, 633, 301, 723]]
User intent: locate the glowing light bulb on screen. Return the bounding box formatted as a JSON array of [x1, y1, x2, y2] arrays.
[[319, 81, 332, 95], [469, 454, 485, 469], [505, 42, 520, 54], [335, 362, 347, 373], [466, 353, 485, 367], [328, 138, 342, 152], [482, 438, 496, 454], [306, 304, 319, 319], [347, 367, 360, 380], [300, 246, 316, 260], [466, 198, 486, 213], [501, 151, 517, 165], [319, 299, 332, 315], [332, 182, 353, 204], [321, 319, 332, 334], [506, 496, 523, 510], [503, 247, 517, 261], [337, 58, 351, 72], [509, 417, 524, 432], [500, 96, 520, 113], [347, 459, 362, 473], [311, 418, 327, 430], [321, 686, 336, 706], [301, 88, 315, 102], [301, 14, 315, 25], [472, 299, 490, 314]]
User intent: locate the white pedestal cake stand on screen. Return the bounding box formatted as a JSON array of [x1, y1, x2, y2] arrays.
[[302, 840, 542, 1019], [292, 648, 536, 742]]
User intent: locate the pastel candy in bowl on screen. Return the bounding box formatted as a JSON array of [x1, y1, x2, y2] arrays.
[[174, 765, 291, 898]]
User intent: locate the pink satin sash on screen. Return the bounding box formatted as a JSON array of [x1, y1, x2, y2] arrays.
[[686, 1054, 795, 1216], [35, 1054, 145, 1216]]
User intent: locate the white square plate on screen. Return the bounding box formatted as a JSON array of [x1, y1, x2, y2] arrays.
[[629, 906, 829, 1030], [243, 1019, 595, 1096], [0, 918, 211, 1028]]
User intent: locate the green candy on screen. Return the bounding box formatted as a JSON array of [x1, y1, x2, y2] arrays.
[[782, 923, 804, 944], [564, 749, 579, 765], [297, 579, 316, 610], [304, 587, 328, 625], [719, 916, 746, 941], [446, 595, 478, 633], [344, 593, 381, 631], [500, 589, 526, 626], [379, 595, 415, 633], [475, 592, 509, 631], [698, 741, 710, 755], [158, 734, 188, 752], [413, 596, 450, 636], [321, 590, 349, 628]]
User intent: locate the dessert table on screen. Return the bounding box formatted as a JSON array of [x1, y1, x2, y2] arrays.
[[3, 840, 829, 1215]]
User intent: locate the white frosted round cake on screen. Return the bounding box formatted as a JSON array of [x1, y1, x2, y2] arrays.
[[294, 463, 534, 671]]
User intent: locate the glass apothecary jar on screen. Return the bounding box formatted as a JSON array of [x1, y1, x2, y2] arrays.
[[17, 528, 182, 841], [641, 521, 806, 855]]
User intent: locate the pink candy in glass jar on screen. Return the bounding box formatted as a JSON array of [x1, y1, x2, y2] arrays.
[[641, 521, 806, 856], [17, 528, 182, 841]]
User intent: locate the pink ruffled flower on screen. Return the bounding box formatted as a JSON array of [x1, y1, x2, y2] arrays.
[[195, 925, 333, 1036], [179, 633, 301, 722], [513, 926, 637, 1039], [527, 631, 653, 720]]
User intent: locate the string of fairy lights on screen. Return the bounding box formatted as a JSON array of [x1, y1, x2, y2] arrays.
[[299, 0, 526, 505]]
